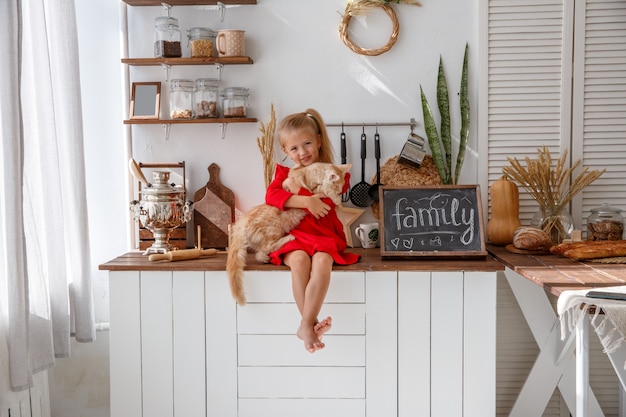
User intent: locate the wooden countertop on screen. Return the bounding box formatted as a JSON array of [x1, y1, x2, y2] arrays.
[[488, 244, 626, 297], [99, 248, 504, 272]]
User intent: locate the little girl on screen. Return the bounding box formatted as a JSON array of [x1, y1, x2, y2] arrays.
[[265, 108, 360, 353]]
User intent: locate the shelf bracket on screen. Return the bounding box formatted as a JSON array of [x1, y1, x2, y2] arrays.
[[161, 3, 172, 17], [215, 63, 224, 81], [160, 63, 172, 82], [163, 124, 171, 140], [217, 2, 226, 22], [220, 123, 227, 139]]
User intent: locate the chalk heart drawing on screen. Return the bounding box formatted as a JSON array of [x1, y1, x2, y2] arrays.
[[391, 238, 400, 249], [402, 238, 414, 249]]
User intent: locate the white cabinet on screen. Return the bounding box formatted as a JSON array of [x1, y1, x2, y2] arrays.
[[108, 268, 497, 417]]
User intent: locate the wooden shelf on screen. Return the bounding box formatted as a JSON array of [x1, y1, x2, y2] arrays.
[[122, 0, 255, 5], [122, 56, 254, 66], [124, 117, 257, 124]]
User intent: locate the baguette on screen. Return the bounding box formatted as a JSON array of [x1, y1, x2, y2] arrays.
[[550, 240, 613, 255], [562, 240, 626, 260]]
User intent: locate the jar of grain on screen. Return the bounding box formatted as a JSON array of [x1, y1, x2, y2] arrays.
[[220, 87, 249, 118], [170, 79, 194, 119], [194, 78, 219, 118], [154, 16, 182, 58], [188, 27, 216, 58], [587, 204, 624, 241]]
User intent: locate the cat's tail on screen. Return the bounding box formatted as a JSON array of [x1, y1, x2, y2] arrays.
[[226, 223, 248, 305]]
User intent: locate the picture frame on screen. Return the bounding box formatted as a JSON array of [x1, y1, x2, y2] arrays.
[[129, 82, 160, 119], [379, 185, 487, 258]]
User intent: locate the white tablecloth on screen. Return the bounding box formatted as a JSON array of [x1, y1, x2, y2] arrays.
[[558, 285, 626, 356]]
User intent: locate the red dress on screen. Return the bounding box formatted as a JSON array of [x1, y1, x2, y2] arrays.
[[265, 164, 361, 266]]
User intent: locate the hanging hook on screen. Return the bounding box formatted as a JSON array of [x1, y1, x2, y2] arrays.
[[220, 123, 227, 139], [341, 121, 344, 134], [375, 123, 379, 134], [217, 1, 226, 22], [362, 124, 365, 134]]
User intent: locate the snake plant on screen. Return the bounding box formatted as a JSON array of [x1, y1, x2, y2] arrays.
[[420, 43, 469, 185]]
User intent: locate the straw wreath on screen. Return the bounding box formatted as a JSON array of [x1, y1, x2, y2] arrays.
[[256, 103, 277, 189], [338, 0, 421, 56]]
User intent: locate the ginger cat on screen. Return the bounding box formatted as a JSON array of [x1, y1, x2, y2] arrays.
[[227, 162, 351, 305]]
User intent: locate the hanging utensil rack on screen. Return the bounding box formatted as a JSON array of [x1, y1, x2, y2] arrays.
[[326, 118, 417, 129]]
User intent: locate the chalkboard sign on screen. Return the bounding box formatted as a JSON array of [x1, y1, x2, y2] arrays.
[[379, 185, 487, 258]]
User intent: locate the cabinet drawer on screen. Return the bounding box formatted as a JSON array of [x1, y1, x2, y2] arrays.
[[238, 367, 365, 398], [238, 334, 365, 366], [237, 303, 365, 334], [242, 271, 365, 303], [239, 399, 366, 417]]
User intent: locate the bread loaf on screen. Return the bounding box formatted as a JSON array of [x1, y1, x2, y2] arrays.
[[550, 240, 609, 255], [513, 226, 552, 251], [562, 240, 626, 260]]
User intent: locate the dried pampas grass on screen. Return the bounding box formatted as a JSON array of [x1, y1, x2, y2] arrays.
[[502, 146, 605, 243], [256, 104, 277, 189]]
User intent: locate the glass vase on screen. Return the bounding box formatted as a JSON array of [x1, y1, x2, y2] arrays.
[[530, 207, 574, 245]]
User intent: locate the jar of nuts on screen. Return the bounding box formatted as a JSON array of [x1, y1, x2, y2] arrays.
[[194, 78, 219, 118], [188, 27, 216, 58], [154, 16, 182, 58], [587, 204, 624, 241], [220, 87, 249, 118], [170, 79, 194, 119]]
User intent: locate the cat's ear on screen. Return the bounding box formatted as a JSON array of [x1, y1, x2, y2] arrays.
[[339, 163, 352, 173]]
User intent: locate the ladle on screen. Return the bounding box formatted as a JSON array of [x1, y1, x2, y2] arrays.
[[368, 127, 382, 201]]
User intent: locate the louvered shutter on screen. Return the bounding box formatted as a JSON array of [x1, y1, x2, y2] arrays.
[[483, 0, 574, 224], [571, 0, 626, 232], [483, 1, 626, 417]]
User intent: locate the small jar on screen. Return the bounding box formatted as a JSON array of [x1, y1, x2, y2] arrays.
[[170, 79, 194, 119], [220, 87, 249, 118], [154, 16, 182, 58], [194, 78, 219, 118], [587, 204, 624, 241], [188, 27, 216, 58]]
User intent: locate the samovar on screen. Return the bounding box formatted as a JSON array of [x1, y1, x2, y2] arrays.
[[130, 170, 192, 254]]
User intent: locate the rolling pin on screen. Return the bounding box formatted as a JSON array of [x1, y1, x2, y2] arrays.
[[148, 248, 226, 262]]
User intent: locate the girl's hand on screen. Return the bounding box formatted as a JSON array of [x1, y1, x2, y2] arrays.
[[307, 194, 331, 219]]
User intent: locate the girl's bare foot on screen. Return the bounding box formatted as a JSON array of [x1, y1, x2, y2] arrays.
[[297, 323, 325, 353], [314, 316, 332, 337]]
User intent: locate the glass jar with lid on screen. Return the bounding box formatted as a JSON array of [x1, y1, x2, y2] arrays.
[[587, 204, 624, 241], [154, 16, 182, 58], [188, 27, 216, 58], [170, 79, 194, 119], [220, 87, 249, 118], [194, 78, 219, 118]]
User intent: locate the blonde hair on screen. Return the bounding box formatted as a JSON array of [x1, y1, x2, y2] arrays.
[[277, 108, 335, 164]]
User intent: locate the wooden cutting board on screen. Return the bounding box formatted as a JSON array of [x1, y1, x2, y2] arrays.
[[194, 163, 235, 249]]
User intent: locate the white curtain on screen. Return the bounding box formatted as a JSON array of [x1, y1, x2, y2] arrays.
[[0, 0, 95, 395]]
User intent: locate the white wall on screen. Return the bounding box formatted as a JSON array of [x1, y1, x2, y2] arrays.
[[50, 1, 478, 416]]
